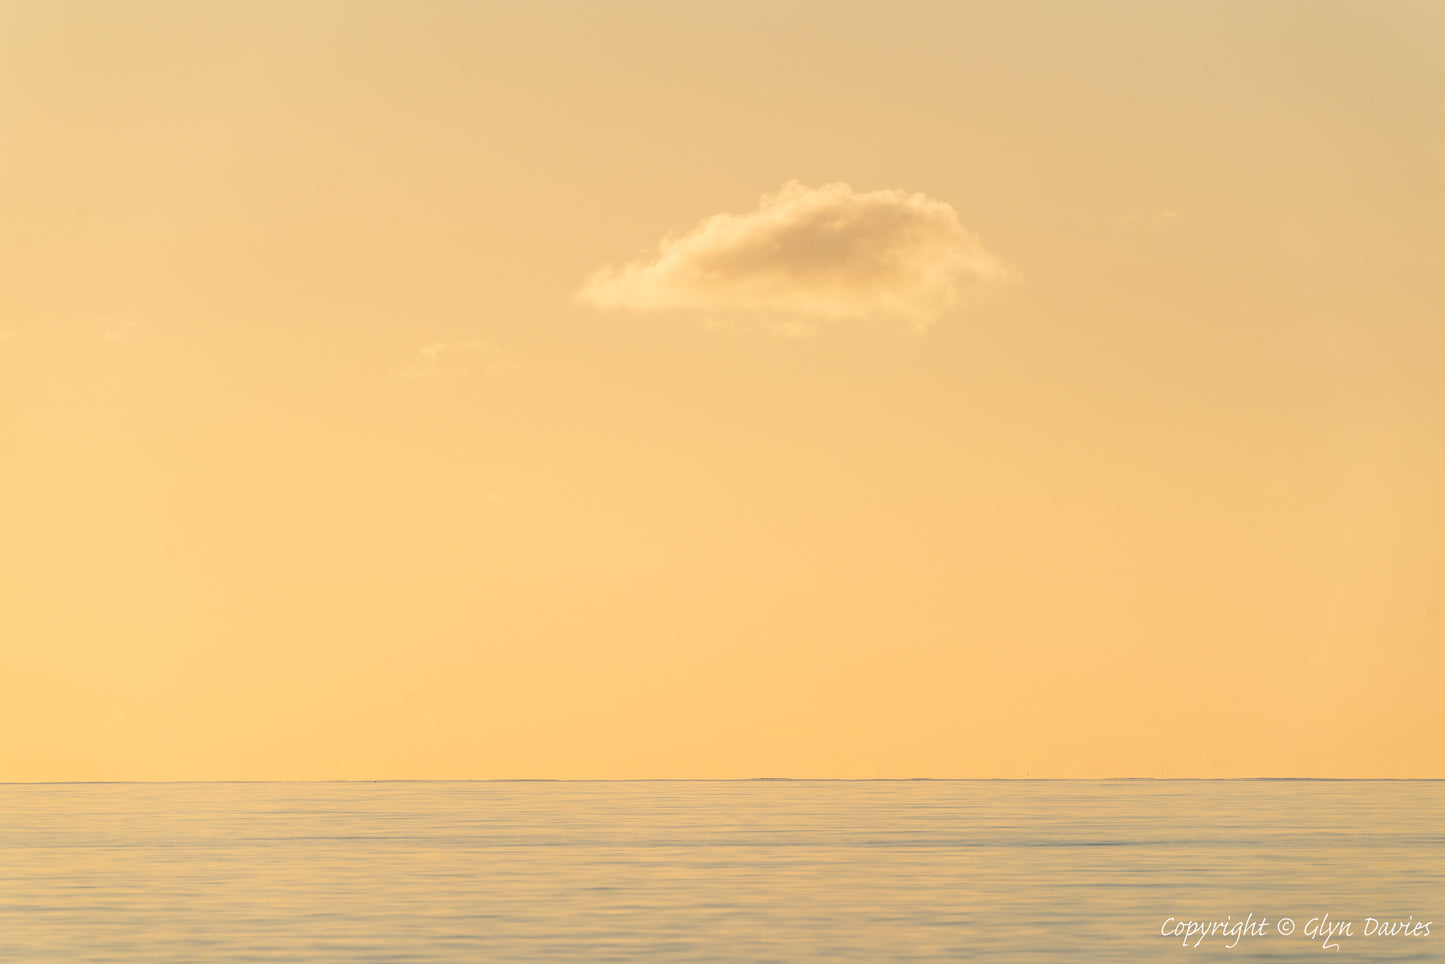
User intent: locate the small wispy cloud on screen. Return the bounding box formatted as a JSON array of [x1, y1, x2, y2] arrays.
[[1121, 210, 1181, 231], [98, 316, 136, 343], [0, 330, 18, 342], [397, 340, 516, 379], [578, 181, 1017, 333]]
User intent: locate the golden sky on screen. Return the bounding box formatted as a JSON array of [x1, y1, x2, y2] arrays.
[[3, 1, 1442, 779]]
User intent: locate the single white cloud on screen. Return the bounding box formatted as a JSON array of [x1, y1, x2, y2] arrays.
[[578, 181, 1016, 332], [397, 340, 515, 379]]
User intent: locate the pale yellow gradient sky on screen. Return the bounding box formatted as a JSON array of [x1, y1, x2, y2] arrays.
[[3, 1, 1443, 779]]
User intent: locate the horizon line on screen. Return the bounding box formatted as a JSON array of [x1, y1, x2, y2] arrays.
[[4, 776, 1443, 786]]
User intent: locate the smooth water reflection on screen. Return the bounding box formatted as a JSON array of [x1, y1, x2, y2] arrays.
[[1, 781, 1440, 961]]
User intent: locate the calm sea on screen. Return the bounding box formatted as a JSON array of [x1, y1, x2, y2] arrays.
[[1, 780, 1440, 961]]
